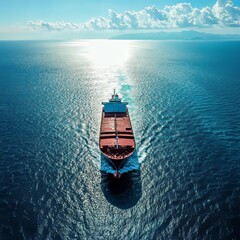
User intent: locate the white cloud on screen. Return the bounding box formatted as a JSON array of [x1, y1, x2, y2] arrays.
[[212, 0, 240, 26], [27, 20, 82, 31], [28, 0, 240, 31]]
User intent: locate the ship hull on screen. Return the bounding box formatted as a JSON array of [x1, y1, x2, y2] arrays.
[[99, 108, 135, 170]]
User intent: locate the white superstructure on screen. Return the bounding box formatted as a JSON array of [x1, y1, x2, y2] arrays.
[[102, 90, 128, 113]]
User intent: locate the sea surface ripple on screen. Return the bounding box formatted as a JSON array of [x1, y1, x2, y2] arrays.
[[0, 40, 240, 239]]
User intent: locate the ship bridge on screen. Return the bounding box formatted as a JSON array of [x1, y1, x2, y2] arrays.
[[102, 90, 128, 113]]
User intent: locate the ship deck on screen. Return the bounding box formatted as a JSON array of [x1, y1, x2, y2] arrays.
[[99, 109, 135, 159]]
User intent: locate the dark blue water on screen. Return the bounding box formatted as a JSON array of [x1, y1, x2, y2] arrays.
[[0, 40, 240, 239]]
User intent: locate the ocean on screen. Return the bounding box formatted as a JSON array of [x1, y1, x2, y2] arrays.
[[0, 40, 240, 239]]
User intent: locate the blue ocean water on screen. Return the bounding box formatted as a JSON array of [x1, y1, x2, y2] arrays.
[[0, 40, 240, 239]]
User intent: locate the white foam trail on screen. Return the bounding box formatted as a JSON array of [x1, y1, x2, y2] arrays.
[[100, 152, 140, 174]]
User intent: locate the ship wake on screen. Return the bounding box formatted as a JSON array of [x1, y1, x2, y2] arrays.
[[100, 151, 140, 174]]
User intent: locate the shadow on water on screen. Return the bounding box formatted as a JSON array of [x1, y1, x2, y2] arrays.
[[100, 153, 142, 209]]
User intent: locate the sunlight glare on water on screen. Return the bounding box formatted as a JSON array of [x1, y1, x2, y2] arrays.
[[75, 40, 136, 127], [81, 40, 131, 69]]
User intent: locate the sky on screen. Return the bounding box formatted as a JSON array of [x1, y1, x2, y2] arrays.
[[0, 0, 240, 39]]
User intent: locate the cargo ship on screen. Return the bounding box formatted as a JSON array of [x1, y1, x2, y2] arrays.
[[99, 90, 135, 177]]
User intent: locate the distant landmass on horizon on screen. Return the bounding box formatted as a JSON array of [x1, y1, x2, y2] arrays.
[[111, 30, 240, 40]]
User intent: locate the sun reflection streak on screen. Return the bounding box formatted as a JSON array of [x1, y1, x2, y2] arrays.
[[66, 40, 135, 130], [82, 40, 131, 69]]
